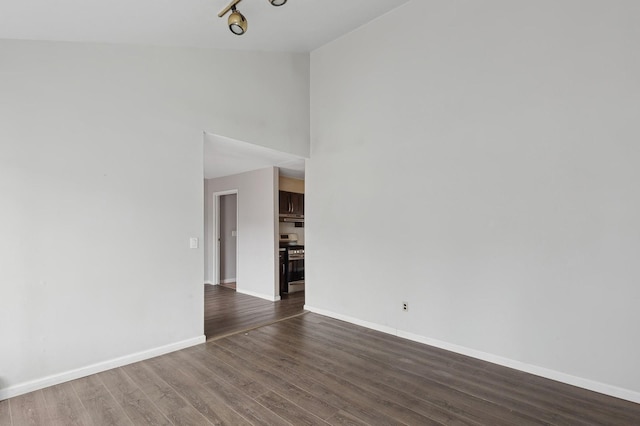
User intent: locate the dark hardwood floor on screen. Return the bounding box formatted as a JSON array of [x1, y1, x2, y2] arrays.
[[219, 281, 236, 290], [3, 313, 640, 425], [204, 284, 305, 340]]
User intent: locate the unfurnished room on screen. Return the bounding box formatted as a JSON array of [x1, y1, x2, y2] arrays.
[[1, 0, 639, 424]]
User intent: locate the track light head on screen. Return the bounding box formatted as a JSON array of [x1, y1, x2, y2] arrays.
[[228, 5, 247, 35], [218, 0, 285, 36]]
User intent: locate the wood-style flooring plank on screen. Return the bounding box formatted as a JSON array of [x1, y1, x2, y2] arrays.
[[9, 391, 51, 426], [173, 347, 269, 399], [207, 338, 405, 426], [122, 360, 214, 426], [145, 353, 253, 426], [41, 381, 93, 426], [0, 399, 12, 426], [325, 410, 371, 426], [255, 390, 329, 426], [71, 375, 133, 426], [172, 348, 292, 425], [202, 343, 341, 421], [97, 367, 172, 426]]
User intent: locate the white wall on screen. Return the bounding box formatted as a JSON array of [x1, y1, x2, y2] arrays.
[[0, 39, 309, 398], [205, 168, 279, 301], [308, 0, 640, 401], [220, 194, 237, 282]]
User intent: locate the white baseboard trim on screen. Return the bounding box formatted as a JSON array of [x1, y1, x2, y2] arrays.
[[237, 288, 280, 302], [0, 335, 205, 401], [204, 280, 236, 285], [304, 305, 640, 404], [304, 305, 397, 335]]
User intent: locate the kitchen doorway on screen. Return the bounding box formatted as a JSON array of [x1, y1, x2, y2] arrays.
[[203, 133, 307, 340], [205, 186, 305, 341]]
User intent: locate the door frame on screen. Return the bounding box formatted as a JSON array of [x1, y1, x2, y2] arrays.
[[213, 189, 239, 287]]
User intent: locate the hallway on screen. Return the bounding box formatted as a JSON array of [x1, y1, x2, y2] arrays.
[[204, 284, 305, 340]]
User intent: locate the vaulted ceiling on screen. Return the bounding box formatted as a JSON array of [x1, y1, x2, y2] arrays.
[[0, 0, 410, 52], [1, 0, 411, 179]]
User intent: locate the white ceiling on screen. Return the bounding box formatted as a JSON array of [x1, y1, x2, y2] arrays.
[[0, 0, 409, 52], [204, 133, 305, 180]]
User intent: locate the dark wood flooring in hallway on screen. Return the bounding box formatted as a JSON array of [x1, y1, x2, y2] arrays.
[[204, 283, 305, 340]]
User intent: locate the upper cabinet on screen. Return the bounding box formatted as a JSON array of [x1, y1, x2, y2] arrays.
[[279, 191, 304, 217]]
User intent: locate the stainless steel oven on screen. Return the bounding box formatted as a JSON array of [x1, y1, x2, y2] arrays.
[[286, 246, 304, 293], [279, 234, 304, 294]]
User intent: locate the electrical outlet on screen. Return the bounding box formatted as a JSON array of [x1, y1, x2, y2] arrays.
[[402, 302, 408, 312]]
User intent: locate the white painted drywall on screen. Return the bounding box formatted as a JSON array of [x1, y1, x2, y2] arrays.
[[219, 194, 237, 283], [308, 0, 640, 399], [205, 168, 279, 301], [0, 39, 309, 397]]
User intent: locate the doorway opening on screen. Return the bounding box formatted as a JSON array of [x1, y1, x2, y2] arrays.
[[212, 189, 238, 290], [203, 133, 307, 340], [216, 192, 237, 290]]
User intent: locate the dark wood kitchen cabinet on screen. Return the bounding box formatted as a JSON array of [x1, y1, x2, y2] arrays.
[[279, 191, 304, 216]]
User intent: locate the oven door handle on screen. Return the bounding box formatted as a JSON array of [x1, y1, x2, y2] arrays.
[[288, 255, 305, 261]]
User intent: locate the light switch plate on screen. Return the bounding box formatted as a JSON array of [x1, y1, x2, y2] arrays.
[[232, 230, 237, 237], [189, 237, 198, 249]]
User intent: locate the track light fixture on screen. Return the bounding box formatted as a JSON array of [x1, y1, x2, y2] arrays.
[[227, 5, 247, 35], [218, 0, 287, 36]]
